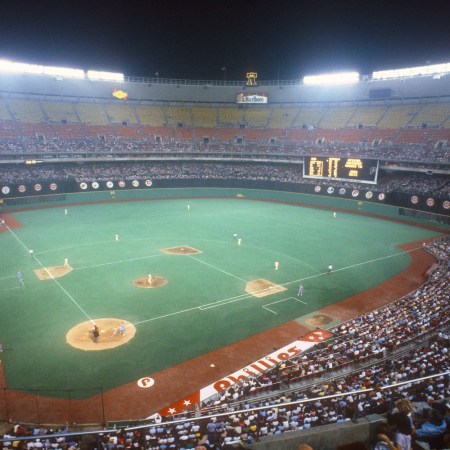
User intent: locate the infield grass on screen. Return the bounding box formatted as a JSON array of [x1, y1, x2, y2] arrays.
[[0, 196, 443, 397]]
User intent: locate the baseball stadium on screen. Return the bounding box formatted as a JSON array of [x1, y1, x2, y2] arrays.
[[0, 61, 449, 450]]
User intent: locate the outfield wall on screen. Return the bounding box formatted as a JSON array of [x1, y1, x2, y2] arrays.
[[1, 180, 449, 228]]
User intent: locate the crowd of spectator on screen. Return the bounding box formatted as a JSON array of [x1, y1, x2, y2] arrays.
[[0, 161, 449, 199], [0, 135, 448, 164]]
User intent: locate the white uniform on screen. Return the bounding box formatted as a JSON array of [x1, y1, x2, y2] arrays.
[[274, 261, 279, 270], [64, 257, 69, 267], [237, 238, 242, 246], [147, 273, 152, 284]]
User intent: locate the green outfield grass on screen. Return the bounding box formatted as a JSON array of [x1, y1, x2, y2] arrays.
[[0, 192, 444, 398]]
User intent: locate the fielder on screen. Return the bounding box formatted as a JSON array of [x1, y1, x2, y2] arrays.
[[298, 285, 304, 296], [17, 270, 24, 286], [147, 273, 152, 285], [274, 261, 279, 270], [64, 257, 69, 267]]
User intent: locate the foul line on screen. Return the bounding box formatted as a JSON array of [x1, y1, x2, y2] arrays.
[[263, 297, 307, 315], [4, 225, 94, 322]]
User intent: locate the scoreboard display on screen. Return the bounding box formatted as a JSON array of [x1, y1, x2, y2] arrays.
[[303, 156, 379, 184]]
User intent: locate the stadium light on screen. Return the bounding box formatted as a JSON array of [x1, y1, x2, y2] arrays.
[[87, 70, 124, 82], [303, 71, 360, 86], [372, 62, 450, 80], [0, 59, 84, 79]]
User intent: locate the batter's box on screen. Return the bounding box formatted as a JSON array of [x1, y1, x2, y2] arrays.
[[160, 245, 202, 255], [245, 278, 287, 298], [34, 266, 73, 280]]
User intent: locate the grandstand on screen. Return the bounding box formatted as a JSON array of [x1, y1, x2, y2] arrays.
[[0, 62, 449, 450]]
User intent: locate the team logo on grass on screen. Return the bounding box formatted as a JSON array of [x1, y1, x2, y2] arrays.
[[34, 184, 42, 192], [1, 186, 10, 194], [426, 198, 435, 207], [80, 183, 88, 190], [18, 185, 26, 193], [411, 195, 419, 204]]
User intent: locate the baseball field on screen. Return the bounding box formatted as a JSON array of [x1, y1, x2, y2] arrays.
[[0, 188, 447, 422]]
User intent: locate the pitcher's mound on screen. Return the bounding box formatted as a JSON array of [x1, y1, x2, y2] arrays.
[[133, 276, 167, 288], [161, 246, 201, 255], [34, 265, 72, 280], [245, 279, 287, 298], [66, 318, 136, 351]]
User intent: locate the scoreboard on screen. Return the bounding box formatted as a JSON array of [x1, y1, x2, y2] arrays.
[[303, 156, 379, 184]]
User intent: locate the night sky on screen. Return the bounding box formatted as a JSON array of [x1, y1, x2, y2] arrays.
[[0, 0, 449, 81]]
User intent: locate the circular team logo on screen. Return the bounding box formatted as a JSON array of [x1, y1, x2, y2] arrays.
[[314, 185, 321, 193], [132, 180, 140, 187], [137, 377, 155, 388], [443, 200, 450, 210], [365, 191, 373, 199], [118, 181, 126, 188], [378, 193, 386, 201], [327, 186, 334, 194], [145, 179, 153, 187], [352, 190, 360, 198], [34, 184, 42, 192], [49, 183, 57, 191], [426, 198, 435, 207], [80, 182, 88, 190], [1, 186, 10, 195], [411, 195, 419, 204], [339, 188, 346, 195], [18, 185, 26, 193], [92, 182, 99, 189], [106, 181, 114, 189]]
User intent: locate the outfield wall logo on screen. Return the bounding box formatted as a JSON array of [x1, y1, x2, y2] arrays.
[[18, 185, 26, 193], [339, 188, 346, 195], [106, 181, 114, 189], [1, 186, 10, 195], [34, 184, 42, 192], [118, 181, 126, 188], [426, 198, 435, 207], [365, 191, 373, 199], [378, 193, 386, 201], [132, 180, 140, 187], [80, 183, 87, 190], [49, 183, 58, 191], [92, 182, 99, 189], [327, 186, 334, 194], [314, 185, 321, 193], [156, 328, 333, 417], [443, 200, 450, 210], [145, 179, 153, 187], [352, 189, 359, 197], [411, 195, 419, 204]]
